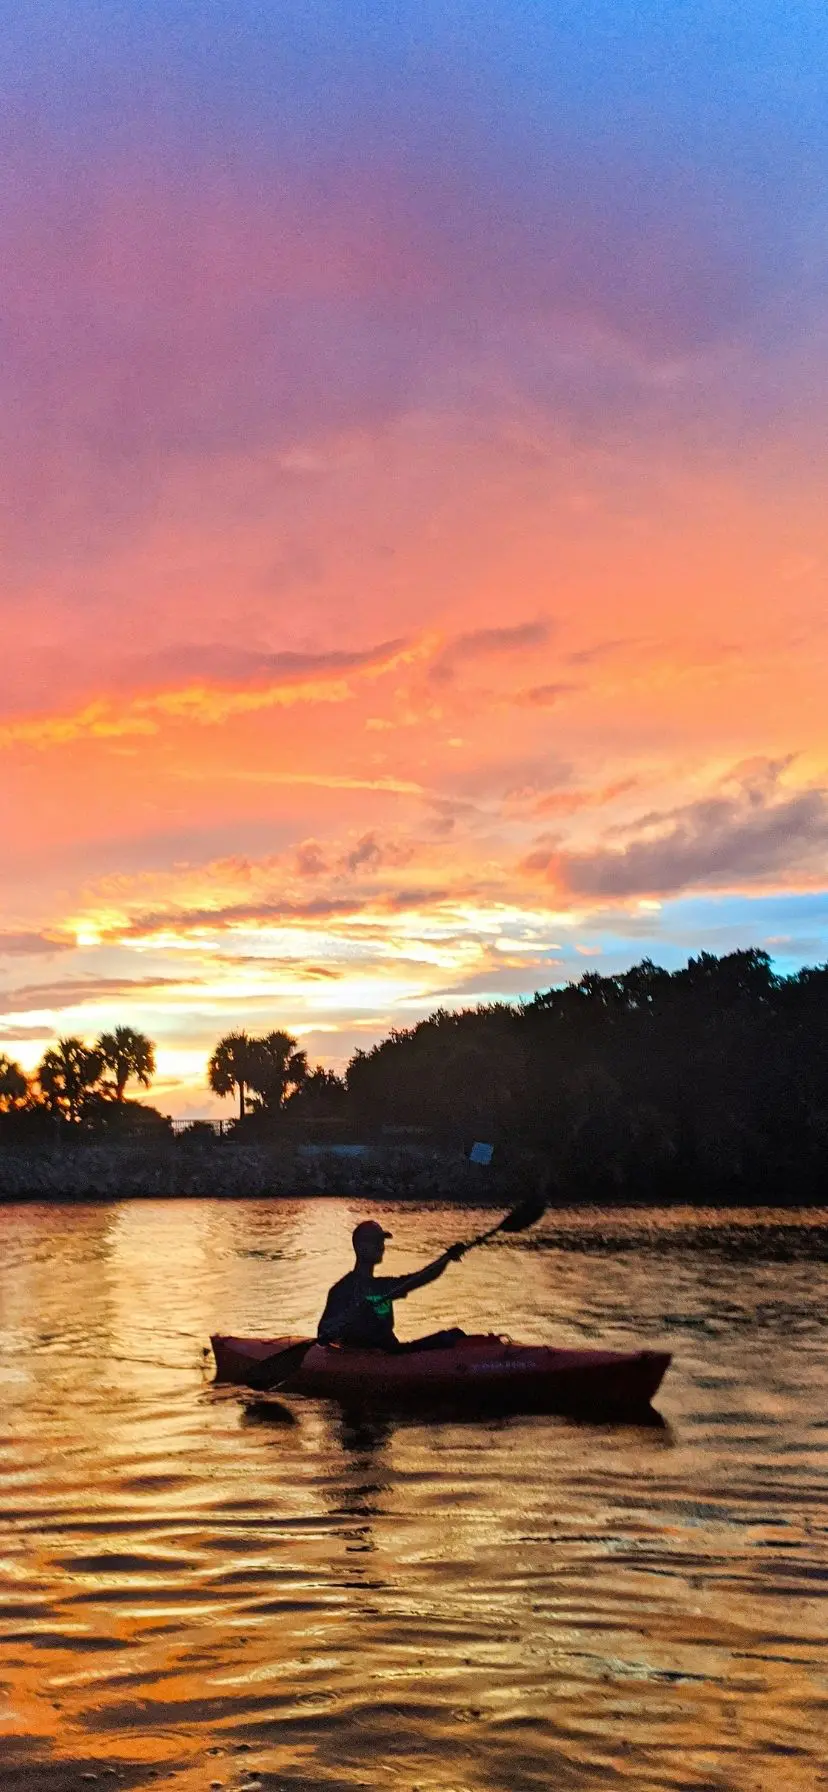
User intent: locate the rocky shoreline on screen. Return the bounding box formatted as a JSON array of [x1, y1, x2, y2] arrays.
[[0, 1141, 522, 1204], [3, 1140, 822, 1209]]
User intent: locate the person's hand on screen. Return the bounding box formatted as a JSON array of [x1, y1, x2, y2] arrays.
[[445, 1242, 466, 1262]]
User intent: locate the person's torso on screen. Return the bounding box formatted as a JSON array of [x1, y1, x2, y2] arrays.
[[324, 1270, 397, 1346]]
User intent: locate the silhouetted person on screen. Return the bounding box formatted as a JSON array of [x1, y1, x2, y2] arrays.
[[317, 1219, 466, 1352]]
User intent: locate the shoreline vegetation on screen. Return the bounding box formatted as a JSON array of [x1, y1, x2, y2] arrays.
[[2, 948, 828, 1206]]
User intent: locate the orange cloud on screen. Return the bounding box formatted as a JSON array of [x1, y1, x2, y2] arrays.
[[0, 930, 75, 956], [0, 636, 420, 751], [534, 778, 641, 816]]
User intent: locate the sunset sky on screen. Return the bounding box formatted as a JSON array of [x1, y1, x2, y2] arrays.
[[2, 2, 828, 1115]]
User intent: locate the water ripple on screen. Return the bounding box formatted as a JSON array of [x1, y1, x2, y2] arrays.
[[1, 1197, 826, 1791]]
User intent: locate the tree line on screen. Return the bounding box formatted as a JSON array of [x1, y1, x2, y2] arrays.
[[0, 1027, 156, 1128], [0, 1023, 342, 1134], [206, 1029, 347, 1121], [3, 950, 828, 1201], [341, 949, 828, 1201]]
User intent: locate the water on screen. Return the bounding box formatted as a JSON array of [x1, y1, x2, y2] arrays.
[[1, 1198, 827, 1792]]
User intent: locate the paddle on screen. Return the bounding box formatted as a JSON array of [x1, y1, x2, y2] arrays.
[[252, 1191, 548, 1393], [461, 1190, 548, 1250]]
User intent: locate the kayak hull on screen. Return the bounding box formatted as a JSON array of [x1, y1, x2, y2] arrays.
[[210, 1332, 671, 1415]]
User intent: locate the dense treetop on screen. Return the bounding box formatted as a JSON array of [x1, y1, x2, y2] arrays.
[[343, 950, 828, 1202]]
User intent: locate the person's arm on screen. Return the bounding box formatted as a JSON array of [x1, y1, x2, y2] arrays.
[[317, 1296, 339, 1344], [317, 1282, 352, 1343], [388, 1244, 465, 1301]]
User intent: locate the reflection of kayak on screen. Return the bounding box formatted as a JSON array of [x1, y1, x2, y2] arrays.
[[211, 1333, 671, 1414]]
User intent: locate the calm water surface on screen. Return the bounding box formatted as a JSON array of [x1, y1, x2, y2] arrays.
[[1, 1198, 827, 1792]]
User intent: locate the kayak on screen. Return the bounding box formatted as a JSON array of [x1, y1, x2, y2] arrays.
[[211, 1332, 671, 1414]]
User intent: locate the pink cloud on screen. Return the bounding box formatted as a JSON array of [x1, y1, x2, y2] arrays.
[[430, 619, 552, 683], [523, 771, 828, 899], [513, 682, 578, 708]]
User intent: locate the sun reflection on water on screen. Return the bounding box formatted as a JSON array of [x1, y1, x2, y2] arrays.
[[0, 1199, 826, 1791]]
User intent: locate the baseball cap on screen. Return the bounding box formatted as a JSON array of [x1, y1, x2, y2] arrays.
[[352, 1219, 393, 1250]]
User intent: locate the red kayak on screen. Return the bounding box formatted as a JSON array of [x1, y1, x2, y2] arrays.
[[211, 1332, 671, 1414]]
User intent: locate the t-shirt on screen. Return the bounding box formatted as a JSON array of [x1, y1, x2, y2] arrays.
[[317, 1270, 399, 1348]]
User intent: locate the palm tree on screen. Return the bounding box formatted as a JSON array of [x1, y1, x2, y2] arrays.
[[97, 1026, 156, 1101], [247, 1030, 308, 1112], [0, 1053, 28, 1111], [207, 1031, 258, 1122], [287, 1066, 346, 1116], [38, 1038, 103, 1124]]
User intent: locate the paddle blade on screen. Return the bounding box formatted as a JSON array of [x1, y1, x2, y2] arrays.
[[497, 1194, 547, 1233]]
